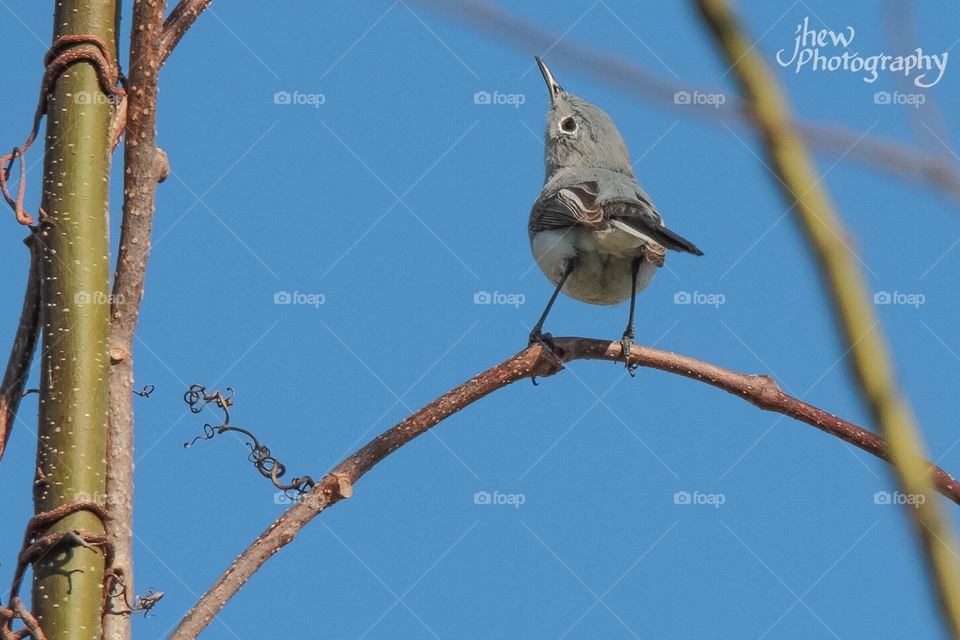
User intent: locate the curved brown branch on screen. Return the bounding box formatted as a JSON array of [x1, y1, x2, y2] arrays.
[[159, 0, 213, 66], [168, 338, 960, 639], [0, 233, 40, 462]]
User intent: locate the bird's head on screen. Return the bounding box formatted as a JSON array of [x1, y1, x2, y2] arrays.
[[536, 57, 634, 181]]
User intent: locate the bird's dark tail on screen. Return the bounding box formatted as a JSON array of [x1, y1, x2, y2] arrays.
[[653, 225, 704, 256]]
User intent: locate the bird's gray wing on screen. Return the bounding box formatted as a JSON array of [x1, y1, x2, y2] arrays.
[[529, 180, 605, 233], [530, 176, 704, 256], [605, 199, 704, 256]]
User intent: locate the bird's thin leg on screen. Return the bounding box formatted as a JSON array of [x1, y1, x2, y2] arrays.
[[621, 256, 642, 375], [529, 257, 576, 346]]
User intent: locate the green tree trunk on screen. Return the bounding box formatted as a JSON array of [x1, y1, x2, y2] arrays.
[[33, 1, 119, 639]]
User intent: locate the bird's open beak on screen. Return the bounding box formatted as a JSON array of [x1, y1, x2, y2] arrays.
[[535, 56, 563, 104]]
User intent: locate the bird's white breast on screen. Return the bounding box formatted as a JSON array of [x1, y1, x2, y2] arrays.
[[531, 227, 659, 306]]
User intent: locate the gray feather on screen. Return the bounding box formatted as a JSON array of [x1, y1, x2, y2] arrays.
[[527, 61, 702, 307]]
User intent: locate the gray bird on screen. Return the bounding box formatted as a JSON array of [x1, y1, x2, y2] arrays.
[[528, 57, 703, 371]]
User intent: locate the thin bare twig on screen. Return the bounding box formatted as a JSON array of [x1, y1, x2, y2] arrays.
[[168, 338, 960, 639], [884, 0, 955, 164], [410, 0, 960, 204], [159, 0, 213, 66], [0, 233, 40, 461], [104, 1, 168, 639]]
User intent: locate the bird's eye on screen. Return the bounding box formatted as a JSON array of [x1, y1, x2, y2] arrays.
[[559, 117, 577, 133]]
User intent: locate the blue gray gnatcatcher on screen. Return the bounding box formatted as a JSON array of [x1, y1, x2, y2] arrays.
[[528, 57, 703, 372]]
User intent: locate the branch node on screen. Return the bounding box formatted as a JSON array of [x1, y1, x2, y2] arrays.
[[529, 343, 565, 379], [749, 374, 784, 408], [334, 474, 353, 499], [154, 147, 169, 183]]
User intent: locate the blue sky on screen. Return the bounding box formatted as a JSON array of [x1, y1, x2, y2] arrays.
[[2, 1, 960, 638]]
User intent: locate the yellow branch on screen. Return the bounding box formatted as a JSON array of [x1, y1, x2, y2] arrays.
[[695, 0, 960, 633]]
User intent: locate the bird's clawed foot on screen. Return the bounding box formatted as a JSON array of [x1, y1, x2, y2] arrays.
[[620, 332, 638, 376], [528, 329, 556, 351]]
